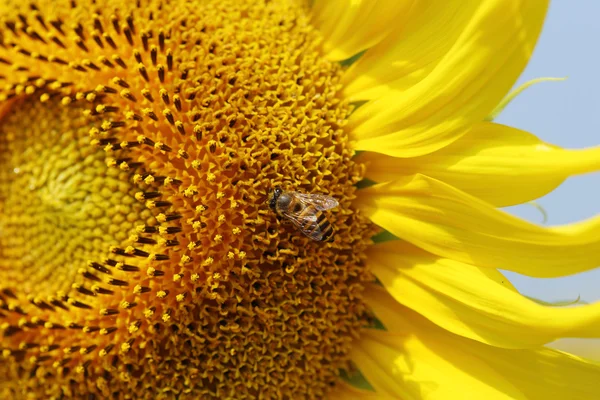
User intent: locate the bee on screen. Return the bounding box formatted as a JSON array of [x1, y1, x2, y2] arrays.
[[268, 186, 339, 242]]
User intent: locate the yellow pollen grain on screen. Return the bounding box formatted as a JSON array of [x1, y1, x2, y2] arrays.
[[203, 257, 214, 267], [183, 185, 199, 198], [128, 322, 140, 333], [180, 255, 192, 265], [120, 342, 131, 353]]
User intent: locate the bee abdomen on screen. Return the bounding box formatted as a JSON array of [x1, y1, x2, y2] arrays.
[[315, 212, 334, 242]]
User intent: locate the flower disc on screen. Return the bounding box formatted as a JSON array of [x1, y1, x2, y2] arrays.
[[0, 0, 376, 398]]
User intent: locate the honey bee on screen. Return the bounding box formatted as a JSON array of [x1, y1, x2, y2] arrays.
[[268, 186, 339, 242]]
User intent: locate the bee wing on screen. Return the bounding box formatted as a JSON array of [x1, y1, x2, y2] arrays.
[[292, 193, 339, 211], [283, 211, 326, 241], [281, 196, 326, 241]]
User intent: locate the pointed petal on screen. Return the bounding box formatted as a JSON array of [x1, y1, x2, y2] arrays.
[[366, 243, 600, 348], [311, 0, 415, 61], [357, 292, 600, 400], [343, 0, 481, 101], [352, 331, 525, 399], [358, 122, 600, 207], [348, 0, 549, 158], [356, 174, 600, 277]]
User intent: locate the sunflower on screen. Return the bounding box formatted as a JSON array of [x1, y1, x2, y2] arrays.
[[1, 0, 600, 398]]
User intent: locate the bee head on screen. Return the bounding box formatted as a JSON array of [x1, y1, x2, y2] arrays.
[[268, 186, 282, 210]]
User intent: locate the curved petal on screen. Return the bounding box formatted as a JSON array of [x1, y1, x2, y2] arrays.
[[356, 174, 600, 277], [366, 244, 600, 348], [311, 0, 415, 61], [356, 293, 600, 400], [348, 0, 549, 158], [343, 0, 482, 101], [352, 332, 525, 399], [357, 122, 600, 207]]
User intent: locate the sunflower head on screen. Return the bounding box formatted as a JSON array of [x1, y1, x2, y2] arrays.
[[4, 0, 600, 399], [0, 0, 376, 398]]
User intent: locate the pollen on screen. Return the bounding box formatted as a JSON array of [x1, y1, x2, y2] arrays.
[[157, 291, 168, 299], [0, 0, 375, 398], [120, 342, 131, 353]]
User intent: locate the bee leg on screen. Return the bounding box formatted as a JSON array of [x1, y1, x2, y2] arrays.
[[275, 214, 291, 225]]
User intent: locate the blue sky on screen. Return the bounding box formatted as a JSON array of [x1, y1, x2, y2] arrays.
[[494, 0, 600, 303]]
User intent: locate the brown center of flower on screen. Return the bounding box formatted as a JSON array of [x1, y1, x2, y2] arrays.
[[0, 0, 376, 398]]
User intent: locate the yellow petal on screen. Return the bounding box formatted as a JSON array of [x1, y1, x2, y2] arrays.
[[367, 242, 600, 348], [358, 122, 600, 206], [348, 0, 549, 158], [356, 291, 600, 400], [343, 0, 482, 101], [357, 174, 600, 277], [353, 332, 525, 399], [311, 0, 415, 61]]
